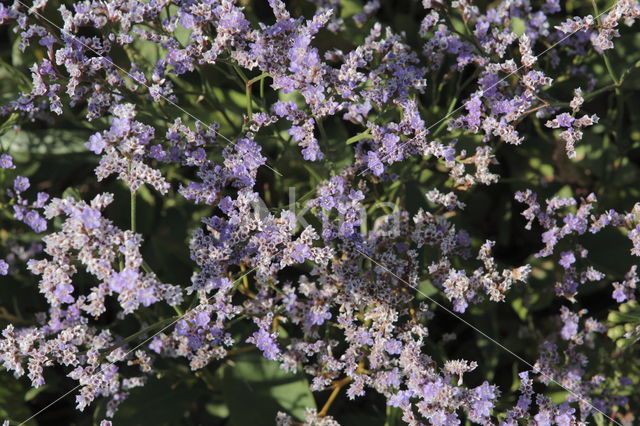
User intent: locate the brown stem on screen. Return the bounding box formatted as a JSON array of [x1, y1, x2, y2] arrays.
[[319, 377, 351, 416], [226, 345, 256, 357], [319, 362, 367, 416]]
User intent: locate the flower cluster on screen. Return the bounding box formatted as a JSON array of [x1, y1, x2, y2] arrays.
[[0, 0, 639, 425]]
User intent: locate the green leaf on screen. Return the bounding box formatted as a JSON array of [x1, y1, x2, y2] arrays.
[[511, 298, 528, 322], [511, 17, 526, 36], [222, 352, 316, 425], [24, 385, 49, 402], [113, 376, 202, 425], [0, 371, 36, 426], [346, 131, 372, 145], [302, 164, 323, 185], [417, 280, 439, 298], [62, 187, 83, 201], [548, 390, 568, 404], [2, 128, 91, 160], [339, 0, 364, 18]]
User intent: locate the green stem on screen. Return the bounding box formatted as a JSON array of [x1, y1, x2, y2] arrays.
[[602, 52, 620, 86], [266, 281, 285, 296], [231, 62, 248, 84], [246, 82, 253, 121], [592, 0, 620, 86], [432, 96, 459, 138], [247, 72, 271, 86], [131, 187, 137, 234], [346, 130, 372, 145], [243, 73, 272, 120]]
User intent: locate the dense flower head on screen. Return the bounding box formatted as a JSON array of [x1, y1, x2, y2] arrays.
[[0, 0, 639, 425]]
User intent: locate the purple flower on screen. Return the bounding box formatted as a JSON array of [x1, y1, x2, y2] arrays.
[[430, 411, 449, 426], [149, 337, 164, 353], [555, 403, 576, 426], [556, 112, 575, 127], [560, 306, 579, 340], [175, 319, 189, 336], [219, 196, 234, 214], [457, 230, 472, 247], [53, 282, 74, 304], [0, 3, 12, 23], [290, 243, 310, 263], [248, 328, 280, 361], [381, 132, 399, 149], [0, 259, 8, 275], [420, 379, 444, 403], [384, 339, 402, 355], [541, 228, 558, 245], [193, 311, 210, 327], [469, 382, 496, 421], [534, 410, 552, 425], [78, 207, 101, 229], [148, 144, 166, 161], [87, 133, 107, 155], [301, 142, 323, 162], [109, 268, 138, 293], [137, 287, 158, 307], [38, 35, 56, 48], [24, 211, 47, 233], [33, 192, 49, 208], [612, 286, 628, 303], [465, 95, 483, 128], [611, 266, 637, 303], [620, 377, 633, 387], [305, 305, 331, 326], [288, 125, 305, 142], [0, 154, 14, 169], [367, 152, 384, 176], [348, 190, 364, 202], [180, 12, 195, 29], [382, 368, 401, 388], [388, 390, 413, 407], [111, 118, 131, 137], [559, 251, 575, 269], [563, 213, 587, 234], [355, 330, 374, 346], [14, 176, 30, 193]]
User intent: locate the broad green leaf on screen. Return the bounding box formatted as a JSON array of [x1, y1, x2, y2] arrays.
[[2, 128, 91, 160], [113, 376, 208, 425], [339, 0, 364, 18], [0, 371, 36, 426], [62, 187, 83, 201], [511, 17, 526, 36], [511, 298, 528, 322], [417, 280, 439, 298], [222, 352, 316, 425]]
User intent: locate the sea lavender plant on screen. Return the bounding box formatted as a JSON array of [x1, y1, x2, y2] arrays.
[[1, 0, 640, 425]]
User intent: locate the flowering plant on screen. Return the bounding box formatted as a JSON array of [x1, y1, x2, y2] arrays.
[[1, 0, 640, 425]]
